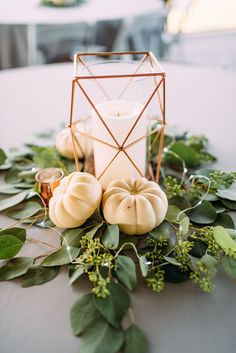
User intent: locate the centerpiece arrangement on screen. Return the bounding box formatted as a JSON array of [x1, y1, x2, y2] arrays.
[[0, 52, 236, 353]]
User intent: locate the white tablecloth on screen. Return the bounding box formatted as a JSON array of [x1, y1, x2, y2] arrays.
[[0, 62, 236, 353]]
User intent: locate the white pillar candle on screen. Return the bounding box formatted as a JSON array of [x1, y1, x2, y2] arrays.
[[91, 100, 147, 189]]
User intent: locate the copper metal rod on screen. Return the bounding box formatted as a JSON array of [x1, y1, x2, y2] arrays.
[[124, 125, 163, 150], [76, 80, 120, 148], [75, 72, 165, 80], [118, 53, 148, 100], [70, 127, 80, 171], [121, 77, 164, 148], [122, 150, 143, 177], [97, 150, 121, 181], [76, 129, 119, 150], [69, 80, 76, 127], [156, 127, 165, 183]]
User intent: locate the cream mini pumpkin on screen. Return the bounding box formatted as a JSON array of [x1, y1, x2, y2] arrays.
[[102, 177, 168, 235], [55, 125, 91, 160], [49, 172, 102, 228]]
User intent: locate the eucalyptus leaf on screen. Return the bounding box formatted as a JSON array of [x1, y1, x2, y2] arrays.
[[217, 184, 236, 201], [41, 246, 80, 267], [94, 282, 130, 328], [115, 255, 137, 291], [22, 265, 59, 287], [221, 199, 236, 211], [139, 255, 149, 277], [118, 234, 138, 249], [164, 264, 190, 283], [213, 226, 236, 254], [222, 256, 236, 281], [0, 184, 22, 194], [163, 256, 182, 266], [0, 160, 12, 170], [212, 201, 226, 213], [62, 227, 85, 247], [226, 229, 236, 239], [7, 201, 42, 220], [188, 200, 217, 224], [201, 254, 218, 276], [123, 325, 149, 353], [149, 221, 170, 239], [80, 318, 124, 353], [179, 216, 189, 237], [102, 224, 119, 249], [0, 257, 34, 281], [169, 196, 191, 210], [0, 235, 24, 259], [0, 227, 26, 242], [214, 213, 234, 228], [166, 141, 199, 168], [70, 293, 102, 336], [85, 223, 103, 238], [0, 148, 7, 165], [69, 264, 85, 285], [165, 205, 185, 222], [4, 169, 22, 184], [0, 191, 28, 212]]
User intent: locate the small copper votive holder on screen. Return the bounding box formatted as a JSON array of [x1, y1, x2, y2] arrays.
[[35, 167, 64, 206]]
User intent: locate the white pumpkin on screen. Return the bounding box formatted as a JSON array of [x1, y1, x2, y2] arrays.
[[55, 125, 92, 160], [102, 177, 168, 235], [49, 172, 102, 228]]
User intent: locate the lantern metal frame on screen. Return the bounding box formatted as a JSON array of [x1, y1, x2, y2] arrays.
[[68, 51, 166, 185]]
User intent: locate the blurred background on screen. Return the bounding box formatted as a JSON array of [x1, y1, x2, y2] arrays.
[[0, 0, 235, 70]]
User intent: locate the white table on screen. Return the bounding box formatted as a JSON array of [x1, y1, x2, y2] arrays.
[[0, 62, 236, 353], [0, 0, 166, 68]]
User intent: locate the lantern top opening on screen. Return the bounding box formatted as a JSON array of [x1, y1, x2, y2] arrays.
[[73, 51, 165, 79]]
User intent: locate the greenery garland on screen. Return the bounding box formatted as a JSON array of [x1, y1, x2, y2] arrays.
[[0, 129, 236, 353]]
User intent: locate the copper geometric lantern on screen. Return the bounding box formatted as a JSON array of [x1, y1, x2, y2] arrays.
[[68, 51, 166, 189]]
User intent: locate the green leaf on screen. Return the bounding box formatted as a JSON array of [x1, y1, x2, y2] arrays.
[[166, 141, 199, 167], [0, 257, 34, 281], [4, 169, 22, 184], [95, 282, 130, 328], [80, 318, 124, 353], [169, 196, 191, 210], [69, 264, 85, 285], [22, 265, 59, 287], [221, 199, 236, 211], [214, 213, 234, 228], [0, 227, 26, 242], [7, 201, 42, 220], [165, 205, 185, 222], [213, 226, 236, 254], [0, 184, 23, 195], [212, 201, 226, 213], [85, 223, 103, 238], [62, 227, 85, 247], [115, 255, 137, 291], [226, 229, 236, 239], [201, 254, 218, 276], [164, 264, 190, 283], [70, 293, 102, 336], [222, 256, 236, 281], [102, 224, 119, 249], [0, 191, 28, 212], [41, 246, 80, 266], [163, 256, 182, 266], [139, 255, 149, 277], [179, 216, 189, 237], [0, 160, 12, 170], [118, 234, 138, 249], [188, 200, 217, 224], [217, 184, 236, 201], [0, 235, 24, 259], [0, 148, 7, 165], [149, 221, 170, 239], [123, 325, 149, 353]]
